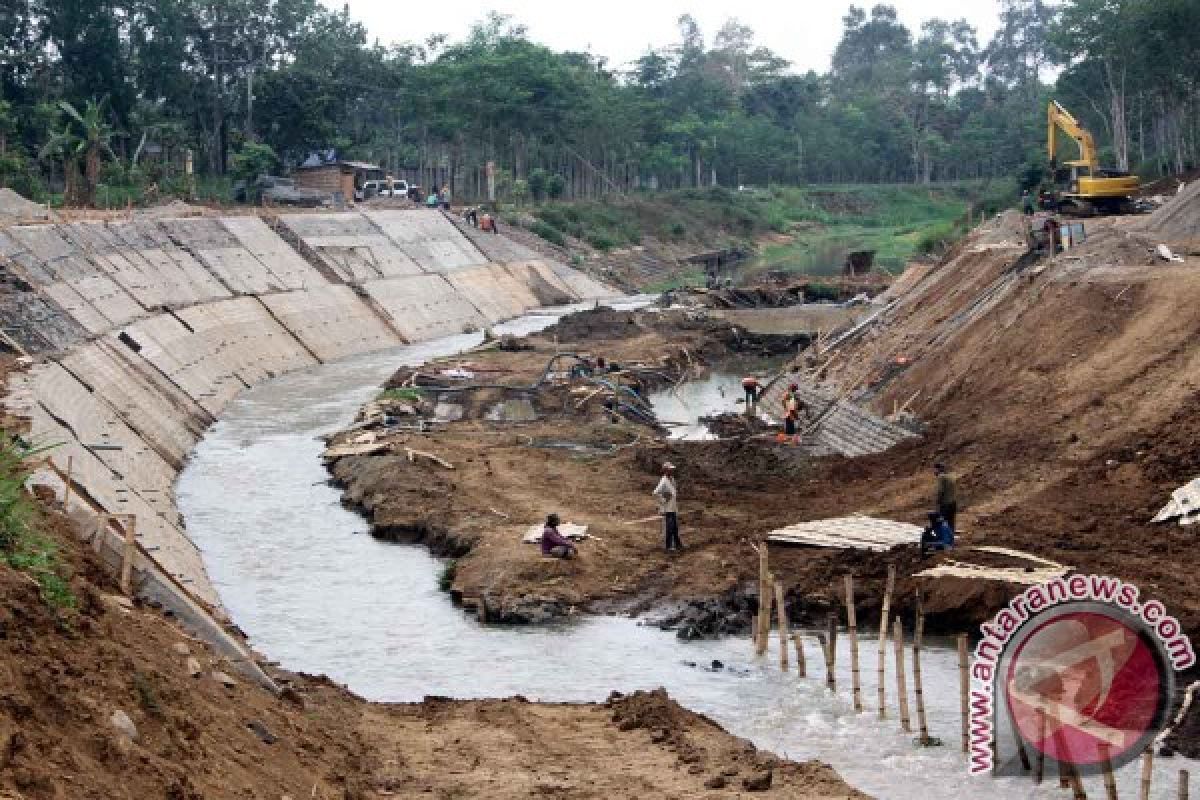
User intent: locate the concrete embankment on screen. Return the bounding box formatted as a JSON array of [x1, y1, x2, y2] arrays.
[[0, 208, 613, 677]]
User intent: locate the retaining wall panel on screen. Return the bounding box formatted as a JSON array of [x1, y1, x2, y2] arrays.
[[444, 264, 539, 322], [366, 211, 487, 272], [221, 216, 325, 290], [362, 274, 487, 341], [259, 287, 404, 362]]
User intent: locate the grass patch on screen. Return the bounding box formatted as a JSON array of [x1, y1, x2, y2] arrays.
[[0, 435, 75, 611], [378, 388, 424, 404]]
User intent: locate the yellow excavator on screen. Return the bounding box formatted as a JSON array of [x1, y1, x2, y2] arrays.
[[1044, 100, 1139, 215]]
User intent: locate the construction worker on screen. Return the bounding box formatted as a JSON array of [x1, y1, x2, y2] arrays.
[[741, 375, 760, 411], [1022, 189, 1036, 216], [778, 383, 800, 443], [919, 511, 955, 556], [653, 462, 682, 552], [934, 462, 957, 532], [540, 513, 577, 559]]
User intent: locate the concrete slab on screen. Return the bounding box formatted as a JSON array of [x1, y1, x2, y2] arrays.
[[363, 274, 487, 341], [444, 264, 540, 323], [220, 216, 324, 290], [767, 515, 922, 551], [172, 297, 319, 385], [366, 210, 487, 272], [503, 261, 578, 306], [59, 339, 211, 468], [32, 361, 180, 526], [259, 287, 403, 362]]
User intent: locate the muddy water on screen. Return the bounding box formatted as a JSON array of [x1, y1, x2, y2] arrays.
[[178, 307, 1193, 800]]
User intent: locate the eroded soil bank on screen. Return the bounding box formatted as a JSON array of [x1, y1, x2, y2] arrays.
[[0, 495, 864, 799]]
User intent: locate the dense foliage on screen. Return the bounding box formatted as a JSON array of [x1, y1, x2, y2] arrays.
[[0, 0, 1196, 204]]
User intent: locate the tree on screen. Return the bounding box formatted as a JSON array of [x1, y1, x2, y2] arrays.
[[230, 141, 278, 183], [40, 100, 117, 206]]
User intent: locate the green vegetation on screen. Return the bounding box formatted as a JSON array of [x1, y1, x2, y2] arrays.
[[0, 2, 1195, 207], [0, 436, 74, 612], [378, 387, 425, 404], [525, 183, 998, 283], [438, 559, 457, 592]]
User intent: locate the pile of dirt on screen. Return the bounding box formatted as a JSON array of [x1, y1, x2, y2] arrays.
[[0, 188, 50, 222], [1054, 226, 1160, 269], [699, 411, 774, 438], [1137, 179, 1200, 245]]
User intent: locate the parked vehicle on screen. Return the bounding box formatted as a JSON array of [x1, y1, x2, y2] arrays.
[[356, 179, 420, 202]]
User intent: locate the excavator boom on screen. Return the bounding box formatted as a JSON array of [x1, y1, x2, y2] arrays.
[[1048, 100, 1098, 168]]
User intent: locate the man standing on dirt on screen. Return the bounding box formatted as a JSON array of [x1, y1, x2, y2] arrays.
[[741, 375, 760, 412], [934, 462, 957, 532], [778, 383, 801, 444], [653, 462, 683, 552]]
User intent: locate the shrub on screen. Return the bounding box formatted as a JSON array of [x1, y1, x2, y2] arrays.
[[585, 231, 618, 251], [438, 559, 457, 591], [229, 142, 278, 185], [530, 221, 566, 247], [0, 435, 74, 611]]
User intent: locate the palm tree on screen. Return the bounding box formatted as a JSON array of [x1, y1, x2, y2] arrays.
[[38, 99, 117, 207]]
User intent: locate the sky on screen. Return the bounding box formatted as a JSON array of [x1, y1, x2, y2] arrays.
[[327, 1, 1005, 73]]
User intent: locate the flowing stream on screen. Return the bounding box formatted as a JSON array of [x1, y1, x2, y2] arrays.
[[177, 304, 1194, 800]]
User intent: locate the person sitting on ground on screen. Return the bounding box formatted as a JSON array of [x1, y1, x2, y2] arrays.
[[540, 513, 577, 559], [934, 462, 958, 532], [425, 190, 440, 209], [920, 511, 954, 556], [479, 211, 499, 234]]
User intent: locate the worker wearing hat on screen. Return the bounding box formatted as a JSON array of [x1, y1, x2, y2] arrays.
[[652, 461, 682, 552], [934, 461, 957, 533]]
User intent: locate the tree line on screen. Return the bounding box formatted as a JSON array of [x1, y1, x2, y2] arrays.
[[0, 0, 1197, 205]]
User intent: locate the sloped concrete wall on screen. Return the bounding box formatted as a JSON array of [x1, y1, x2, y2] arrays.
[[2, 208, 617, 632]]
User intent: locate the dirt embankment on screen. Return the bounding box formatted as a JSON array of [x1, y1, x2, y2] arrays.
[[0, 495, 863, 798], [327, 308, 826, 628]]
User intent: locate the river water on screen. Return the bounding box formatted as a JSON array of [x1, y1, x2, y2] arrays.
[[177, 305, 1193, 800]]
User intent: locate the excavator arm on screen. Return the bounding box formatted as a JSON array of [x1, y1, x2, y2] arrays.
[[1047, 100, 1098, 169]]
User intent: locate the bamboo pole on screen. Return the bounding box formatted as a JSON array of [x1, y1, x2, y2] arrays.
[[759, 575, 775, 657], [62, 455, 73, 509], [893, 615, 911, 733], [1069, 763, 1088, 800], [1034, 709, 1045, 784], [958, 634, 970, 753], [825, 612, 838, 692], [1180, 769, 1189, 800], [757, 547, 770, 656], [792, 633, 807, 678], [878, 565, 895, 719], [775, 580, 789, 672], [1101, 747, 1118, 800], [912, 593, 931, 745], [119, 516, 137, 595], [1140, 749, 1154, 800], [845, 575, 862, 712]]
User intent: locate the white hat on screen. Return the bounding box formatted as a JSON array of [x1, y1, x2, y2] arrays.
[[662, 461, 676, 470]]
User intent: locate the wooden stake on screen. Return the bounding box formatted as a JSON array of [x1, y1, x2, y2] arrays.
[[792, 633, 807, 678], [758, 576, 774, 657], [119, 516, 137, 595], [1034, 710, 1045, 784], [825, 612, 838, 692], [1069, 763, 1088, 800], [893, 615, 911, 733], [845, 575, 862, 712], [912, 593, 931, 745], [1101, 747, 1118, 800], [878, 565, 895, 719], [774, 580, 789, 671], [62, 455, 74, 509], [751, 614, 758, 652], [1140, 748, 1154, 800], [957, 634, 970, 753], [1180, 769, 1189, 800], [756, 547, 770, 656]]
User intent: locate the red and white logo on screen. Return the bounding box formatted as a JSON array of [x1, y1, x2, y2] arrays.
[[1004, 607, 1171, 773]]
